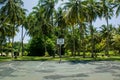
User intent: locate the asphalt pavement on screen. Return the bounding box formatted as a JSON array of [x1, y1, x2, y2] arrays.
[[0, 61, 120, 80]]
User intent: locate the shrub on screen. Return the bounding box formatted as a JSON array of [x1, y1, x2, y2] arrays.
[[27, 37, 45, 56]]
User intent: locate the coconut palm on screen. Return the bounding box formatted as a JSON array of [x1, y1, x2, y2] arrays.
[[111, 25, 120, 54], [115, 0, 120, 17], [85, 0, 102, 58], [0, 23, 9, 55], [39, 0, 58, 24], [80, 22, 87, 58], [112, 33, 120, 54], [55, 7, 67, 58], [100, 0, 114, 56], [63, 0, 87, 56], [0, 0, 26, 57], [20, 11, 26, 56], [26, 0, 57, 56], [0, 0, 7, 4], [100, 24, 115, 55], [30, 5, 51, 55], [37, 0, 58, 57], [55, 8, 66, 37]]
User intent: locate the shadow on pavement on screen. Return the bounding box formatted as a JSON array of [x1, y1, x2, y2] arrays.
[[44, 73, 88, 80], [0, 67, 24, 79]]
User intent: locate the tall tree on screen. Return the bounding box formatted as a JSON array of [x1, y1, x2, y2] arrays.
[[112, 25, 120, 54], [100, 24, 114, 55], [0, 0, 26, 57], [115, 0, 120, 17], [55, 7, 67, 57], [85, 0, 102, 58], [0, 0, 7, 4], [20, 10, 26, 56], [63, 0, 87, 56], [38, 0, 58, 56], [100, 0, 114, 56]]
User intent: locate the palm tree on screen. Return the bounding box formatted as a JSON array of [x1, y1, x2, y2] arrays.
[[55, 8, 66, 37], [0, 0, 9, 28], [37, 0, 58, 57], [85, 0, 102, 58], [0, 23, 8, 55], [63, 0, 77, 56], [0, 0, 26, 57], [39, 0, 58, 24], [112, 25, 120, 54], [25, 13, 38, 37], [26, 0, 57, 56], [55, 7, 67, 58], [100, 24, 114, 55], [100, 0, 114, 56], [115, 0, 120, 17], [80, 22, 87, 58], [65, 25, 75, 56], [63, 0, 87, 56], [30, 5, 50, 55], [20, 10, 26, 56], [92, 27, 101, 57], [0, 0, 7, 4]]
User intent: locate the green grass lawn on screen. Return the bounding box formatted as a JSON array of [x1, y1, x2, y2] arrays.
[[0, 56, 12, 62], [0, 56, 120, 62]]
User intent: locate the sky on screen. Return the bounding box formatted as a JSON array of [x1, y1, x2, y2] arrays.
[[14, 0, 39, 43], [14, 0, 120, 43]]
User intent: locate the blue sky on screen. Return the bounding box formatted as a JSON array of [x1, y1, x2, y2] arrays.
[[14, 0, 120, 43], [14, 0, 39, 43]]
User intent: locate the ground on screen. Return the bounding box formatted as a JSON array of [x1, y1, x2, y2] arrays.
[[0, 61, 120, 80]]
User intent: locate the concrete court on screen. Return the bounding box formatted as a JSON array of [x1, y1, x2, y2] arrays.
[[0, 61, 120, 80]]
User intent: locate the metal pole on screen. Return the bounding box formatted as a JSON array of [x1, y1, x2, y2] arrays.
[[59, 44, 62, 63]]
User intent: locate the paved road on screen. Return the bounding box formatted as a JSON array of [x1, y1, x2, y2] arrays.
[[0, 61, 120, 80]]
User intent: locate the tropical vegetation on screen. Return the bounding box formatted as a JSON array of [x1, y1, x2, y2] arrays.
[[0, 0, 120, 60]]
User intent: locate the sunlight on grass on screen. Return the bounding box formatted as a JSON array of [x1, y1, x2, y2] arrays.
[[0, 56, 11, 62], [0, 56, 120, 62]]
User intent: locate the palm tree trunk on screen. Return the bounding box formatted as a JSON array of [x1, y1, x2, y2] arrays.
[[1, 45, 3, 56], [44, 36, 47, 53], [105, 14, 109, 56], [78, 24, 81, 56], [51, 12, 55, 58], [90, 22, 94, 58], [82, 34, 86, 58], [12, 26, 14, 58], [40, 26, 47, 55], [21, 25, 24, 56], [72, 26, 76, 57], [0, 38, 2, 56], [80, 23, 86, 58], [77, 36, 80, 56], [0, 40, 3, 56], [20, 27, 28, 56], [71, 49, 74, 56]]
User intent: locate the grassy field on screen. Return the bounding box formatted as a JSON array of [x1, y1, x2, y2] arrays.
[[0, 56, 12, 62], [0, 56, 120, 62]]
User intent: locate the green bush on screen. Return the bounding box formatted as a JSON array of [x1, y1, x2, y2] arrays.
[[46, 38, 55, 56], [27, 37, 45, 56], [27, 36, 56, 56]]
